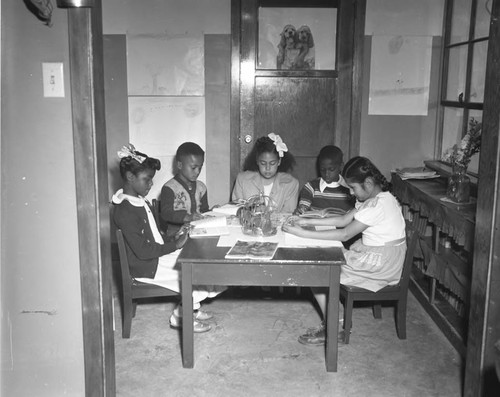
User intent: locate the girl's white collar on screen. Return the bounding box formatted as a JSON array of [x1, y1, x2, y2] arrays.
[[111, 189, 145, 207]]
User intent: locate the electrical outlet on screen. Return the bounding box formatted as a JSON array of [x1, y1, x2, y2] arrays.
[[42, 62, 65, 97]]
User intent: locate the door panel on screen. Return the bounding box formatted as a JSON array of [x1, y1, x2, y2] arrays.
[[255, 77, 336, 186], [232, 0, 360, 195]]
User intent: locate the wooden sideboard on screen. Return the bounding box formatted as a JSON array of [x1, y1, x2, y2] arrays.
[[391, 173, 476, 356]]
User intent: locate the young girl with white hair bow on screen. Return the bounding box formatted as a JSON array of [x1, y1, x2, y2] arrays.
[[232, 133, 299, 213]]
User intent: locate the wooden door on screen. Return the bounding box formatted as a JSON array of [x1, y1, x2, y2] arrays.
[[231, 0, 362, 189]]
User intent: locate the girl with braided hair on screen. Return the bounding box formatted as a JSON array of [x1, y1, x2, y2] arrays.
[[283, 156, 406, 345]]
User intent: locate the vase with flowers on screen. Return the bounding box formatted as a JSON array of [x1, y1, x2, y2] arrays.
[[441, 118, 482, 203]]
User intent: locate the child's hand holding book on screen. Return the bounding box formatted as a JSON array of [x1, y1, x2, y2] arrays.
[[283, 215, 310, 228], [184, 212, 204, 223], [174, 224, 192, 249]]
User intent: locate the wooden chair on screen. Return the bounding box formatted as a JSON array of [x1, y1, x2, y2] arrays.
[[116, 229, 178, 338], [339, 222, 419, 344]]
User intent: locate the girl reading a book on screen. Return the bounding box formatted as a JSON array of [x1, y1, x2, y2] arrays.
[[282, 156, 407, 345], [232, 133, 299, 213]]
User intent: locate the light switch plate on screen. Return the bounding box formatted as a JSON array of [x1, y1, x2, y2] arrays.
[[42, 62, 65, 97]]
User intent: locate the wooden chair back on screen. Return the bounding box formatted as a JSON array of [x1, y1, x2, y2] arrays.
[[115, 229, 178, 338]]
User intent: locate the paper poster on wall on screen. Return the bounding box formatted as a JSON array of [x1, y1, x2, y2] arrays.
[[127, 32, 204, 96], [128, 96, 206, 200], [369, 36, 432, 115]]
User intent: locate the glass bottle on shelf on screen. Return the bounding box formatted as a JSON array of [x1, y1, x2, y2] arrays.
[[446, 163, 471, 203]]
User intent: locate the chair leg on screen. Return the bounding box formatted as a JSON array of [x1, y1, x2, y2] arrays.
[[343, 295, 354, 344], [132, 302, 138, 318], [122, 298, 133, 339], [395, 298, 407, 339], [373, 303, 382, 319]]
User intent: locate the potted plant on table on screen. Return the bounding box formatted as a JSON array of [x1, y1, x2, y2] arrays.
[[441, 118, 482, 203]]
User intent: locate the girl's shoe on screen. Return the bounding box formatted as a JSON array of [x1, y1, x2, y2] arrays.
[[194, 310, 213, 321], [169, 313, 211, 333]]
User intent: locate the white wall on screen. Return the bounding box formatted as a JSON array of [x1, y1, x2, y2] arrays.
[[102, 0, 231, 35], [1, 1, 84, 395], [361, 0, 445, 176], [366, 0, 444, 36], [102, 0, 232, 206]]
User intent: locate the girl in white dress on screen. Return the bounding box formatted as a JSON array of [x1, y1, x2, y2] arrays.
[[282, 156, 406, 345]]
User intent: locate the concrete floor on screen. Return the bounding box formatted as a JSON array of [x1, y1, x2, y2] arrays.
[[114, 288, 462, 397]]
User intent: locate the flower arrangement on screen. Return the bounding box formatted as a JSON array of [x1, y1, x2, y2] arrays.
[[441, 118, 482, 171]]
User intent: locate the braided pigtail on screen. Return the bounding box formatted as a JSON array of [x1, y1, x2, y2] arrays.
[[372, 168, 391, 191], [342, 156, 390, 191]]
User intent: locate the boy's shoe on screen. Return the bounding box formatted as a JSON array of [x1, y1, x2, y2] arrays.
[[169, 313, 211, 333], [194, 310, 213, 321], [299, 322, 325, 345], [306, 318, 344, 334], [298, 322, 345, 345]]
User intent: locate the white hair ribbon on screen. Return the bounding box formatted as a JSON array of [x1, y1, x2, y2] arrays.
[[268, 133, 288, 158], [117, 143, 146, 164]]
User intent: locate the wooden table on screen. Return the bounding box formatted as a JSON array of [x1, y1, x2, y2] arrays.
[[177, 236, 345, 372]]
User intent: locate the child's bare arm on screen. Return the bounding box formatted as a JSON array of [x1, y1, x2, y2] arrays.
[[293, 204, 308, 215], [282, 213, 365, 242], [288, 209, 356, 228]]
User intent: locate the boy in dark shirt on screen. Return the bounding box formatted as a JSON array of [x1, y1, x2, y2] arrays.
[[160, 142, 209, 236]]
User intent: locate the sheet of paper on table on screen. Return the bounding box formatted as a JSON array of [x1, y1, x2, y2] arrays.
[[190, 215, 230, 238], [217, 225, 343, 248]]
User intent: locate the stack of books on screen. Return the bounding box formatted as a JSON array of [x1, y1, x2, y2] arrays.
[[395, 167, 439, 180]]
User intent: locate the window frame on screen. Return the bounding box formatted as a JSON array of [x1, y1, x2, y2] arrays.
[[437, 0, 489, 172]]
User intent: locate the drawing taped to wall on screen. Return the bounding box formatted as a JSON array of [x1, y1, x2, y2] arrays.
[[127, 32, 204, 96], [369, 35, 432, 116], [128, 96, 206, 200]]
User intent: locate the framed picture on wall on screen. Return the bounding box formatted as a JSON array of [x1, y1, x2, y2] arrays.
[[257, 6, 337, 70]]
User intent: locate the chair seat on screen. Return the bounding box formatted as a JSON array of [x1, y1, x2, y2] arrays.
[[341, 283, 401, 293], [132, 278, 168, 289]]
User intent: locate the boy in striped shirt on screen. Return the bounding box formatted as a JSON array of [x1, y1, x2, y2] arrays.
[[294, 145, 354, 215]]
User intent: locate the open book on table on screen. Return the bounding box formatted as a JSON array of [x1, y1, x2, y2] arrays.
[[299, 207, 347, 218], [211, 202, 245, 217], [189, 215, 230, 238], [225, 240, 279, 260]]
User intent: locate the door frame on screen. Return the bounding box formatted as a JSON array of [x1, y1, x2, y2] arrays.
[[66, 0, 500, 395], [229, 0, 365, 186], [62, 0, 115, 395]]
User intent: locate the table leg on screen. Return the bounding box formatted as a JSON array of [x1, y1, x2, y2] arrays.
[[325, 265, 340, 372], [181, 263, 194, 368]]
